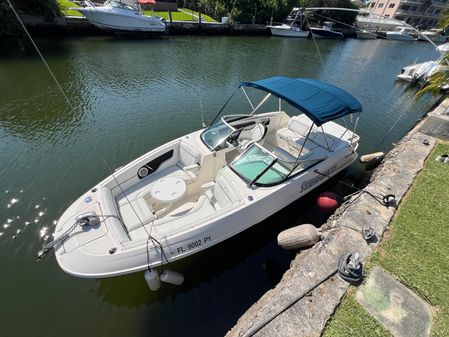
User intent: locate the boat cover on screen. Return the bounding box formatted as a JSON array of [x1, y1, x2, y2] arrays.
[[240, 77, 362, 126]]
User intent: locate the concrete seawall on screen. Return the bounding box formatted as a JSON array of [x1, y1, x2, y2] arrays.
[[225, 98, 448, 337], [25, 17, 270, 36], [24, 15, 358, 37]]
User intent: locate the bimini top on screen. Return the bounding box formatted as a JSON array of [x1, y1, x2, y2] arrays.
[[240, 77, 362, 126]]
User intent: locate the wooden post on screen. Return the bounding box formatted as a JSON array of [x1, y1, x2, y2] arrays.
[[198, 10, 202, 26], [168, 9, 173, 25]]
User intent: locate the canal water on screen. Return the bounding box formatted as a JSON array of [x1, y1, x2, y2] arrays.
[[0, 35, 439, 337]]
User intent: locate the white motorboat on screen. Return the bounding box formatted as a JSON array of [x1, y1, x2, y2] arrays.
[[48, 77, 362, 278], [310, 22, 344, 39], [74, 0, 166, 33], [267, 8, 310, 38], [386, 27, 416, 41], [397, 42, 449, 83], [397, 61, 440, 83]]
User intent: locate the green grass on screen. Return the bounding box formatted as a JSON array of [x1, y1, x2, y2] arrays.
[[58, 0, 82, 17], [144, 9, 217, 22], [323, 142, 449, 337], [324, 288, 391, 336]]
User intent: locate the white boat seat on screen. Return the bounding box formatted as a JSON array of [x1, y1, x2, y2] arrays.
[[238, 123, 267, 150], [100, 187, 130, 243], [189, 195, 213, 214], [176, 141, 201, 182], [136, 195, 215, 234], [119, 197, 156, 233], [202, 174, 240, 210], [128, 175, 240, 240], [276, 116, 337, 151]]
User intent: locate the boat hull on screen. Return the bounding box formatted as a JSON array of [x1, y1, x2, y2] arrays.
[[310, 28, 344, 39], [386, 32, 415, 41], [268, 25, 310, 38]]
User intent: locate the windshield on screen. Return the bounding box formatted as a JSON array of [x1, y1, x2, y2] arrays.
[[201, 118, 235, 150], [231, 145, 289, 185], [231, 144, 324, 186], [107, 0, 136, 11], [201, 114, 256, 150]]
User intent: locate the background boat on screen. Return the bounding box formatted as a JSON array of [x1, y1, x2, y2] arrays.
[[74, 0, 166, 33], [310, 22, 343, 39], [398, 43, 449, 84], [386, 27, 416, 41], [267, 7, 310, 38]]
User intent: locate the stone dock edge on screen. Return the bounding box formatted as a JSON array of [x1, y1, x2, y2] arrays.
[[225, 97, 449, 337]]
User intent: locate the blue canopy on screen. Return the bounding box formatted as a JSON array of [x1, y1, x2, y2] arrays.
[[240, 77, 362, 126]]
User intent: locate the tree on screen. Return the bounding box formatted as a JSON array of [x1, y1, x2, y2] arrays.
[[199, 0, 227, 19], [0, 0, 60, 36], [191, 0, 297, 24]]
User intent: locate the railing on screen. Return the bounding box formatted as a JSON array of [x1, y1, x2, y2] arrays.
[[396, 9, 441, 18], [401, 0, 448, 5], [400, 0, 426, 4]]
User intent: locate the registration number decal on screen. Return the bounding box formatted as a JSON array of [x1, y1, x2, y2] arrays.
[[176, 236, 211, 254]]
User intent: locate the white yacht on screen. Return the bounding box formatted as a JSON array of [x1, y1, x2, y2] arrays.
[[386, 27, 416, 41], [74, 0, 166, 33], [49, 77, 362, 278], [267, 8, 310, 38], [397, 61, 440, 83]]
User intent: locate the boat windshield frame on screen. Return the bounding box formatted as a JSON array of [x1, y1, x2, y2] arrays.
[[106, 0, 138, 11], [200, 115, 254, 151]]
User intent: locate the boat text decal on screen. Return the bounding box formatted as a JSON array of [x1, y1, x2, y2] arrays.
[[176, 236, 212, 254], [300, 164, 337, 193]]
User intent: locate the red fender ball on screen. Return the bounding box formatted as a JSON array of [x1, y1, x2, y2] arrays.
[[317, 192, 341, 212]]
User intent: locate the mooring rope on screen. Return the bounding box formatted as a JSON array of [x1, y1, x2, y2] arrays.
[[313, 169, 396, 207], [240, 253, 364, 337], [6, 0, 74, 110], [35, 213, 121, 260], [304, 14, 327, 76]]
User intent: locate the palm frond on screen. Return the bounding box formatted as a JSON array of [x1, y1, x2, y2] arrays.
[[416, 71, 449, 98]]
